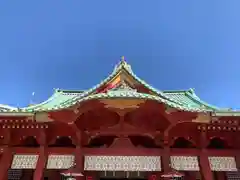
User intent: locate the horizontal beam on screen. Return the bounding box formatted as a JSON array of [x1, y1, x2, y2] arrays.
[[5, 147, 240, 157], [0, 112, 34, 116], [83, 148, 162, 156]]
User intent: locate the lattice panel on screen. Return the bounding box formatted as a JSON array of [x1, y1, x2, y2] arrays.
[[226, 172, 240, 180], [46, 155, 74, 169], [8, 169, 22, 180], [11, 154, 39, 169], [84, 156, 161, 171], [208, 156, 237, 171], [170, 156, 199, 171]]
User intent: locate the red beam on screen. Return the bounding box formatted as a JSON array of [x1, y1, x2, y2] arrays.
[[8, 147, 240, 157], [47, 147, 75, 154], [12, 147, 41, 153], [88, 128, 157, 138], [83, 148, 162, 156], [170, 148, 200, 155]]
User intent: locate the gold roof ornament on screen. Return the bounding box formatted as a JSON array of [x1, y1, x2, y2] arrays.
[[121, 56, 125, 62], [114, 56, 128, 71], [119, 55, 132, 71]]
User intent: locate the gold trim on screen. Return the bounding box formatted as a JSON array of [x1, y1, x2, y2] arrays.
[[192, 113, 211, 123], [100, 99, 145, 110]]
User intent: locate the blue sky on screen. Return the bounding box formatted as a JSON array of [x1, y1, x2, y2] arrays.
[[0, 0, 240, 108]]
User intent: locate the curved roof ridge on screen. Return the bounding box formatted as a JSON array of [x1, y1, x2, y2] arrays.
[[58, 90, 205, 113], [0, 57, 214, 113], [0, 104, 18, 110], [5, 61, 125, 112], [120, 66, 185, 106], [162, 89, 191, 93], [21, 89, 61, 111], [68, 59, 185, 107], [53, 58, 136, 106], [25, 58, 189, 111], [59, 65, 123, 106], [185, 90, 219, 110], [57, 89, 85, 94], [48, 59, 182, 110]]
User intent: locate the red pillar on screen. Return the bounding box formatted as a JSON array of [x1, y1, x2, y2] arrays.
[[148, 174, 157, 180], [0, 147, 13, 180], [198, 130, 213, 180], [216, 172, 225, 180], [34, 130, 47, 180], [75, 145, 84, 180], [235, 155, 240, 170], [86, 175, 94, 180], [162, 146, 171, 180], [33, 146, 47, 180], [199, 150, 213, 180]]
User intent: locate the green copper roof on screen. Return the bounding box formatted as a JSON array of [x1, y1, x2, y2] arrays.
[[19, 87, 211, 113], [163, 89, 219, 111], [0, 104, 18, 111], [0, 58, 237, 116]]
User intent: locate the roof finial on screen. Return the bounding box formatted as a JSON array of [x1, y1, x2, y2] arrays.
[[121, 56, 125, 62], [114, 56, 131, 72], [189, 88, 195, 94]]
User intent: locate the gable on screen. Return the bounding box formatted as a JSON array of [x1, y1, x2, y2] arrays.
[[96, 63, 152, 95], [0, 57, 221, 113]]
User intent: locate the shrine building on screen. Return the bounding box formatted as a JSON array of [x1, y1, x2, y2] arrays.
[[0, 57, 240, 180]]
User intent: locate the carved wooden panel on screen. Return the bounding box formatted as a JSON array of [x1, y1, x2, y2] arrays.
[[208, 156, 237, 171], [170, 156, 199, 171], [11, 154, 39, 169], [46, 155, 74, 169], [84, 156, 161, 171]]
